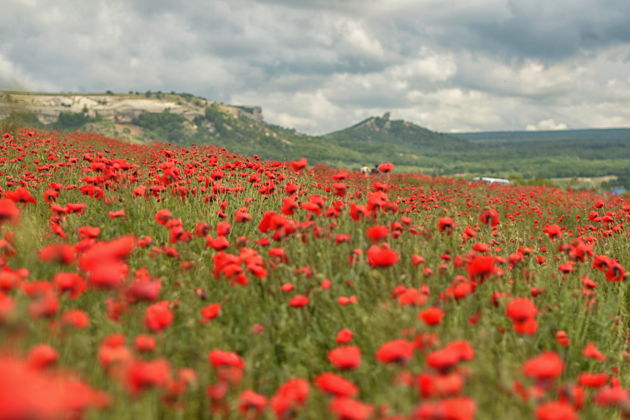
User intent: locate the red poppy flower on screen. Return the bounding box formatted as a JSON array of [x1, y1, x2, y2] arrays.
[[337, 295, 358, 306], [365, 225, 389, 242], [86, 261, 130, 289], [437, 217, 455, 234], [53, 273, 86, 298], [5, 187, 37, 205], [208, 350, 245, 370], [290, 158, 308, 171], [28, 292, 59, 319], [0, 355, 108, 418], [367, 244, 399, 268], [506, 298, 537, 323], [0, 294, 15, 322], [328, 346, 361, 370], [513, 317, 539, 335], [414, 397, 476, 420], [398, 288, 429, 306], [332, 183, 347, 197], [27, 344, 58, 370], [108, 209, 126, 219], [426, 348, 460, 373], [126, 358, 171, 395], [155, 209, 173, 225], [378, 162, 394, 173], [38, 243, 76, 265], [336, 329, 353, 345], [329, 397, 373, 420], [411, 254, 426, 266], [605, 260, 626, 282], [479, 208, 500, 226], [534, 401, 577, 420], [522, 352, 564, 381], [144, 301, 174, 332], [315, 373, 358, 398], [206, 235, 230, 251], [289, 295, 309, 307], [425, 340, 474, 374], [61, 309, 90, 329], [467, 255, 497, 282], [543, 224, 563, 240], [77, 226, 101, 240], [216, 221, 232, 236], [134, 335, 157, 353], [582, 342, 607, 361], [577, 372, 608, 388], [200, 303, 221, 323], [595, 385, 628, 406], [417, 372, 465, 398], [555, 331, 571, 346], [271, 378, 310, 419], [419, 307, 444, 326], [239, 389, 267, 416], [375, 339, 415, 364], [0, 199, 20, 225], [234, 207, 252, 223]]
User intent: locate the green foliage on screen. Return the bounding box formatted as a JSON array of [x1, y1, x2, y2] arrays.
[[509, 175, 556, 187], [178, 92, 198, 102], [132, 111, 189, 144], [53, 111, 98, 130], [326, 115, 468, 154], [0, 110, 42, 133]]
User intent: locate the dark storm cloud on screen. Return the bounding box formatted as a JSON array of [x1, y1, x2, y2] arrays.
[[458, 1, 630, 61], [1, 0, 630, 133]]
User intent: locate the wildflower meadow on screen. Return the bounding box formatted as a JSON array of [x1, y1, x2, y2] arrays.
[[0, 128, 628, 420]]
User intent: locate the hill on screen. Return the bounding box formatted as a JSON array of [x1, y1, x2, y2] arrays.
[[322, 113, 470, 170], [454, 128, 630, 160], [2, 90, 630, 189], [0, 91, 372, 167], [0, 91, 468, 170], [327, 113, 468, 151]]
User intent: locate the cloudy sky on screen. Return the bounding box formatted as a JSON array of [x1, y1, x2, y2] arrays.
[[2, 0, 630, 134]]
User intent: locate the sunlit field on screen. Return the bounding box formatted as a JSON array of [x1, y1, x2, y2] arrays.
[[0, 129, 628, 420]]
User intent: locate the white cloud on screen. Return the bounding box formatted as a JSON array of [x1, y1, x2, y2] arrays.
[[2, 0, 630, 134], [526, 119, 568, 131], [335, 19, 385, 59], [0, 52, 56, 91], [389, 49, 457, 83]]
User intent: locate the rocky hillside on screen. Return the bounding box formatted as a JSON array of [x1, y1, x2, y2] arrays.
[[0, 91, 266, 143], [0, 91, 377, 165]]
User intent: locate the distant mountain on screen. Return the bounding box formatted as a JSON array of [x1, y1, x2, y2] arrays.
[[454, 128, 630, 145], [327, 113, 468, 150], [452, 129, 630, 161], [322, 113, 470, 169]]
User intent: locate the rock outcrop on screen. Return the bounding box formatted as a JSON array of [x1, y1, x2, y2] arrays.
[[0, 91, 264, 126]]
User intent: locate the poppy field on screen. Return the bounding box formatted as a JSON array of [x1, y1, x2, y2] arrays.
[[0, 128, 629, 420]]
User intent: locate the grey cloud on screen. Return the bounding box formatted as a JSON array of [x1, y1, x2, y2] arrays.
[[446, 0, 630, 61], [1, 0, 630, 133]]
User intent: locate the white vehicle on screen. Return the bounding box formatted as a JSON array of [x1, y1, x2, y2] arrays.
[[472, 177, 511, 185]]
